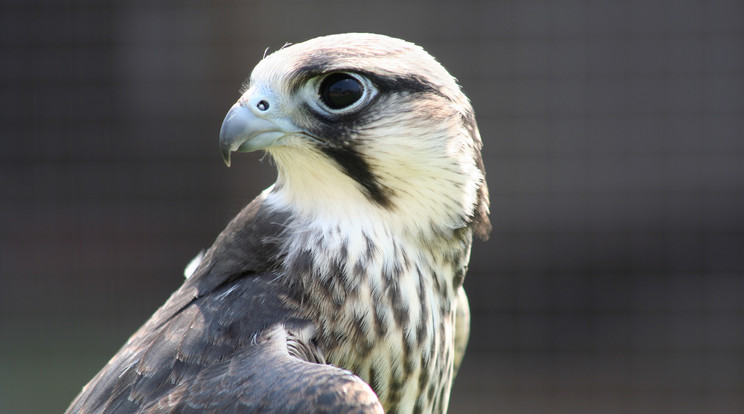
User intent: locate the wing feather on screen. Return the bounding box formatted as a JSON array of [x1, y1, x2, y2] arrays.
[[68, 274, 382, 413], [67, 197, 382, 413]]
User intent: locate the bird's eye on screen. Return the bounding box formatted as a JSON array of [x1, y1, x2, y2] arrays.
[[319, 73, 364, 110]]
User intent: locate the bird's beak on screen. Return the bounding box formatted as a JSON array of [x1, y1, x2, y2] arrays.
[[219, 103, 285, 167]]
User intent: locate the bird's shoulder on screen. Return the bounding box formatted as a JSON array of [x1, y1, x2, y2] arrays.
[[67, 197, 382, 413], [147, 322, 382, 413]]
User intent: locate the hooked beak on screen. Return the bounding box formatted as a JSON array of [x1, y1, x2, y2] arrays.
[[219, 103, 285, 167]]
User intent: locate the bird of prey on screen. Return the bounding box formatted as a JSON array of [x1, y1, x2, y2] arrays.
[[67, 33, 490, 414]]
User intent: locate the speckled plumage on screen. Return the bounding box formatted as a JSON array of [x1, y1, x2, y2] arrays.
[[68, 33, 489, 414]]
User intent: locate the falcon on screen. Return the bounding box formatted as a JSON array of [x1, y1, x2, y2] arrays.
[[67, 33, 490, 414]]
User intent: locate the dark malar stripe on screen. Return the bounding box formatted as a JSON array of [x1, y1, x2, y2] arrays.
[[321, 145, 392, 207]]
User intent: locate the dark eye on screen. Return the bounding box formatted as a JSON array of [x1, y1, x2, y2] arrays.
[[319, 73, 364, 110]]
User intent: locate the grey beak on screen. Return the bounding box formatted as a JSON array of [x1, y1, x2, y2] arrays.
[[219, 103, 284, 167]]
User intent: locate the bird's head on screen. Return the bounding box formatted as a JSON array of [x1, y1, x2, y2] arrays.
[[220, 33, 490, 241]]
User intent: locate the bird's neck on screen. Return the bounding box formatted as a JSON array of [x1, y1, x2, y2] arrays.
[[266, 145, 475, 245]]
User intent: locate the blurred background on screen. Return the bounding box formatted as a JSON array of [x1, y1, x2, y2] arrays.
[[1, 0, 743, 413]]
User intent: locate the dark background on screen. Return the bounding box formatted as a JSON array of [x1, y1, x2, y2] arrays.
[[2, 1, 743, 413]]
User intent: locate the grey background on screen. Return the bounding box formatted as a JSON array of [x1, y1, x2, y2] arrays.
[[2, 1, 743, 413]]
